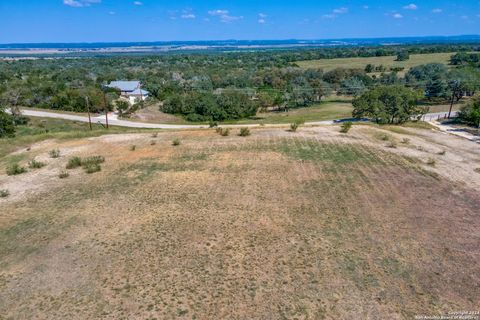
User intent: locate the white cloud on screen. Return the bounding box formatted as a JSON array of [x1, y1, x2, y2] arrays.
[[258, 19, 266, 24], [181, 13, 195, 19], [363, 5, 369, 10], [403, 4, 417, 10], [208, 9, 243, 23], [258, 13, 267, 24], [258, 13, 267, 19], [133, 1, 143, 5], [432, 8, 442, 13], [108, 11, 115, 15], [322, 14, 336, 19], [461, 15, 469, 20], [64, 0, 101, 7], [333, 7, 348, 14], [393, 13, 404, 18]]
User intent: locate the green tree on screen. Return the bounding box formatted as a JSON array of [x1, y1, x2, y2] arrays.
[[0, 106, 15, 138], [458, 97, 480, 127], [338, 77, 367, 97], [352, 86, 423, 124], [395, 50, 410, 61], [116, 100, 130, 116]]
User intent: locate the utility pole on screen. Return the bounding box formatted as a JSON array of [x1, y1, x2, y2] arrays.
[[103, 89, 109, 129], [85, 96, 92, 130]]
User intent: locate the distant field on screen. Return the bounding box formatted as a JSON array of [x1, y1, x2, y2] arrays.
[[295, 52, 455, 72]]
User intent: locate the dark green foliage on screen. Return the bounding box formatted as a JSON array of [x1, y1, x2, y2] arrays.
[[290, 122, 299, 132], [239, 128, 251, 137], [28, 159, 45, 169], [82, 156, 105, 166], [0, 189, 9, 197], [458, 97, 480, 127], [395, 50, 410, 61], [340, 122, 353, 133], [6, 163, 26, 176], [0, 107, 15, 138], [66, 156, 82, 169], [352, 86, 423, 124]]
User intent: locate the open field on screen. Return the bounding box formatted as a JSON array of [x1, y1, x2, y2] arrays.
[[295, 52, 455, 73], [1, 122, 479, 319]]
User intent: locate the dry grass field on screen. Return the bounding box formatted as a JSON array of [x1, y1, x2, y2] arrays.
[[1, 124, 479, 319], [295, 53, 454, 74]]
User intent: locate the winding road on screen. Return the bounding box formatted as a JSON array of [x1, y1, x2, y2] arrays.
[[18, 108, 457, 129]]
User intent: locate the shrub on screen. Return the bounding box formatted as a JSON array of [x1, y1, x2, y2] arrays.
[[216, 127, 230, 136], [59, 171, 70, 179], [437, 150, 446, 155], [84, 163, 101, 174], [290, 122, 299, 132], [172, 139, 181, 146], [6, 163, 26, 176], [66, 156, 82, 169], [426, 158, 436, 166], [386, 141, 397, 148], [82, 156, 105, 166], [209, 120, 218, 128], [151, 132, 158, 138], [49, 149, 61, 158], [474, 168, 480, 174], [401, 138, 410, 144], [28, 159, 46, 169], [130, 145, 136, 151], [340, 122, 353, 133], [378, 133, 390, 141], [150, 141, 156, 145], [239, 128, 251, 137], [0, 189, 10, 198]]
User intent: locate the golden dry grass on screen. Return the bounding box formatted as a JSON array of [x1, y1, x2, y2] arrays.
[[0, 126, 479, 319]]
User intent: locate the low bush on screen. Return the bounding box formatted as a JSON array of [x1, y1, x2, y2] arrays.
[[437, 150, 446, 155], [150, 141, 156, 145], [84, 163, 101, 174], [290, 122, 299, 132], [216, 127, 230, 136], [66, 156, 82, 169], [239, 128, 251, 137], [82, 156, 105, 166], [426, 158, 436, 166], [28, 159, 46, 169], [130, 145, 136, 151], [386, 141, 397, 148], [49, 149, 61, 158], [59, 171, 70, 179], [401, 138, 410, 144], [340, 122, 353, 133], [151, 132, 158, 138], [0, 189, 9, 198], [474, 168, 480, 173], [6, 163, 27, 176], [172, 139, 181, 146], [209, 121, 218, 128]]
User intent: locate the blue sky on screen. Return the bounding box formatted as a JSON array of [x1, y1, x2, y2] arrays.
[[1, 0, 479, 43]]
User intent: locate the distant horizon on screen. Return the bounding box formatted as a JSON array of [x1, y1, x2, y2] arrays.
[[1, 34, 480, 47]]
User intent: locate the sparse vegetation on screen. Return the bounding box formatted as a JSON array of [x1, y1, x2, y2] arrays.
[[28, 159, 46, 169], [401, 138, 410, 144], [6, 163, 27, 176], [130, 145, 137, 151], [216, 127, 230, 136], [66, 156, 82, 169], [239, 127, 251, 137], [150, 141, 156, 145], [49, 149, 61, 158], [438, 150, 446, 155], [426, 158, 436, 166], [58, 171, 69, 179], [151, 132, 158, 138], [386, 141, 397, 148], [340, 121, 353, 133], [172, 138, 181, 146], [84, 163, 102, 174], [0, 189, 9, 198]]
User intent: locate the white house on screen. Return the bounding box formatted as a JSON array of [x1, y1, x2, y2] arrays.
[[105, 81, 149, 105]]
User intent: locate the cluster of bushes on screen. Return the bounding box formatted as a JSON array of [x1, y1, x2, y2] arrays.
[[66, 155, 104, 173], [458, 97, 480, 127]]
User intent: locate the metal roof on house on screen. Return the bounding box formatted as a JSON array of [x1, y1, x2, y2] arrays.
[[130, 88, 150, 96], [106, 81, 140, 92]]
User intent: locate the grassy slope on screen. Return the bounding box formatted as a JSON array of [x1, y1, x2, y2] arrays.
[[295, 52, 454, 72], [0, 128, 479, 319]]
